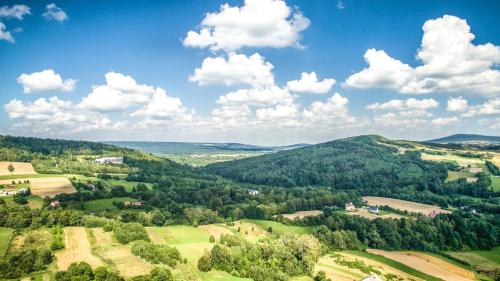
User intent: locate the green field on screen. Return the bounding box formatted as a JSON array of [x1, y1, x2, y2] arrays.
[[70, 175, 153, 192], [446, 171, 475, 182], [0, 227, 14, 257], [0, 173, 66, 180], [490, 176, 500, 192], [347, 251, 442, 281], [243, 219, 313, 235], [83, 197, 137, 213]]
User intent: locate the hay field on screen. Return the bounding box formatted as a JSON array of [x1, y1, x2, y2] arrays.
[[281, 210, 323, 220], [56, 227, 103, 270], [91, 228, 154, 278], [362, 196, 451, 215], [345, 208, 404, 220], [314, 255, 366, 281], [0, 177, 76, 197], [368, 249, 475, 281], [0, 161, 37, 175]]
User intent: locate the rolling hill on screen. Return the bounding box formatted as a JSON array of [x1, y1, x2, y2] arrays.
[[427, 134, 500, 144], [202, 135, 448, 190]]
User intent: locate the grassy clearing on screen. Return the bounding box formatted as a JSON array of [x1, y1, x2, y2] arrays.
[[243, 219, 313, 235], [349, 251, 441, 281], [0, 227, 14, 257], [421, 153, 485, 167], [55, 227, 103, 271], [446, 171, 475, 182], [490, 176, 500, 192], [446, 250, 499, 272], [70, 175, 153, 192], [281, 210, 323, 220], [83, 197, 137, 213]]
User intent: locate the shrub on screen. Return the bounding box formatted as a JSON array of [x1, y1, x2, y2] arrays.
[[113, 222, 149, 244], [131, 241, 181, 267]]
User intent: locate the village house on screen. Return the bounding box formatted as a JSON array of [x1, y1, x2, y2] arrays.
[[466, 177, 478, 183], [95, 156, 124, 164], [360, 274, 382, 281], [368, 205, 379, 214], [345, 202, 356, 212], [428, 210, 438, 218], [50, 200, 60, 207], [248, 189, 260, 196], [19, 188, 30, 195], [124, 201, 142, 207]]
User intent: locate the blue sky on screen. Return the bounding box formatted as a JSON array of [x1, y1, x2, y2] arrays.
[[0, 0, 499, 145]]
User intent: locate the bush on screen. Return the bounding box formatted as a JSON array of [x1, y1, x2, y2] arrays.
[[0, 248, 53, 278], [209, 235, 216, 243], [55, 262, 124, 281], [197, 253, 212, 272], [113, 222, 149, 244], [131, 241, 181, 267], [51, 224, 65, 250]]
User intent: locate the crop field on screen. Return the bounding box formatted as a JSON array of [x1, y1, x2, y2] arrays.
[[90, 228, 154, 278], [0, 177, 76, 197], [344, 207, 404, 220], [421, 153, 485, 167], [368, 249, 475, 281], [0, 227, 14, 257], [281, 210, 323, 220], [362, 196, 451, 215], [83, 197, 137, 213], [447, 249, 500, 272], [0, 161, 37, 176], [55, 227, 103, 271]]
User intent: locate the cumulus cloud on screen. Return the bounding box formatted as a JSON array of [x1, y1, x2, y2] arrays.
[[431, 117, 459, 126], [367, 98, 438, 112], [190, 53, 274, 87], [373, 113, 428, 128], [131, 88, 191, 120], [0, 4, 31, 20], [303, 93, 354, 124], [287, 72, 335, 94], [462, 98, 500, 117], [217, 85, 293, 106], [344, 15, 500, 96], [183, 0, 310, 51], [478, 118, 500, 129], [446, 96, 469, 112], [0, 22, 14, 43], [256, 103, 298, 121], [43, 3, 68, 22], [4, 97, 122, 133], [17, 69, 77, 93]]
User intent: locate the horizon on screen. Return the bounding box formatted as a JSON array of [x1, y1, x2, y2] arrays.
[[1, 0, 499, 145]]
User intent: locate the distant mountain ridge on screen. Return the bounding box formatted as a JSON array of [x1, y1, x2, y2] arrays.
[[426, 134, 500, 144], [104, 141, 310, 154]]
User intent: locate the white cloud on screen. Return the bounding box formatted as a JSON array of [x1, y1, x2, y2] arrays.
[[446, 96, 469, 112], [43, 3, 68, 22], [183, 0, 310, 51], [0, 5, 31, 20], [462, 98, 500, 117], [131, 88, 191, 120], [478, 118, 500, 129], [337, 1, 345, 10], [217, 85, 293, 106], [287, 72, 335, 94], [256, 103, 298, 121], [4, 97, 121, 133], [79, 72, 155, 112], [431, 117, 459, 126], [373, 113, 428, 129], [190, 53, 274, 87], [367, 98, 438, 111], [344, 15, 500, 96], [0, 22, 14, 43], [303, 93, 355, 124], [17, 69, 76, 93]]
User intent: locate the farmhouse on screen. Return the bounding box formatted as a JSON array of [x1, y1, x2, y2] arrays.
[[248, 189, 260, 196], [124, 201, 142, 207], [345, 202, 356, 212], [428, 211, 438, 218], [95, 157, 123, 164], [466, 177, 478, 183], [368, 206, 379, 214], [50, 200, 60, 207], [469, 167, 482, 174]]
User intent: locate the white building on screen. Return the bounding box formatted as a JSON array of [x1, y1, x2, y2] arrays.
[[95, 157, 123, 164], [360, 274, 382, 281], [248, 189, 260, 196]]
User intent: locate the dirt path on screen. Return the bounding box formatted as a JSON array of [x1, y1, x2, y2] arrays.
[[368, 249, 475, 281], [56, 227, 103, 270]]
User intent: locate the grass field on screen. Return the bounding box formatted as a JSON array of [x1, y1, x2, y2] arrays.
[[0, 161, 37, 176], [368, 249, 475, 281], [343, 207, 404, 220], [362, 196, 451, 215], [243, 219, 314, 235], [421, 153, 485, 167], [280, 210, 323, 220], [70, 175, 153, 192], [83, 197, 137, 213], [490, 176, 500, 192], [0, 227, 14, 257], [446, 171, 475, 182], [446, 249, 499, 272]]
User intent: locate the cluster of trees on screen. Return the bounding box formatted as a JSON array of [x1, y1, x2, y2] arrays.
[[487, 161, 500, 176], [197, 234, 321, 281], [301, 208, 499, 251], [51, 224, 65, 250], [0, 203, 84, 229], [131, 241, 182, 267], [55, 262, 124, 281], [113, 222, 150, 244], [0, 248, 52, 278]]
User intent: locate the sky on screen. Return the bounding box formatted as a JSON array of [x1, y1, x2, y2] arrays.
[[0, 0, 499, 145]]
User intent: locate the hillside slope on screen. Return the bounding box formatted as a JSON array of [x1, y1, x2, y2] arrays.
[[427, 134, 500, 144], [202, 135, 448, 191]]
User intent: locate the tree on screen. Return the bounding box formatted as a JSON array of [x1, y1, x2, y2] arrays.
[[150, 210, 166, 226], [197, 253, 212, 272], [314, 271, 330, 281], [7, 163, 14, 175]]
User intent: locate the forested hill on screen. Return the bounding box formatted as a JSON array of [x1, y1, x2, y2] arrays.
[[427, 134, 500, 144], [202, 135, 448, 191]]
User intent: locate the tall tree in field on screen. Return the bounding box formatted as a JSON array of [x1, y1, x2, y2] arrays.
[[7, 163, 14, 175]]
